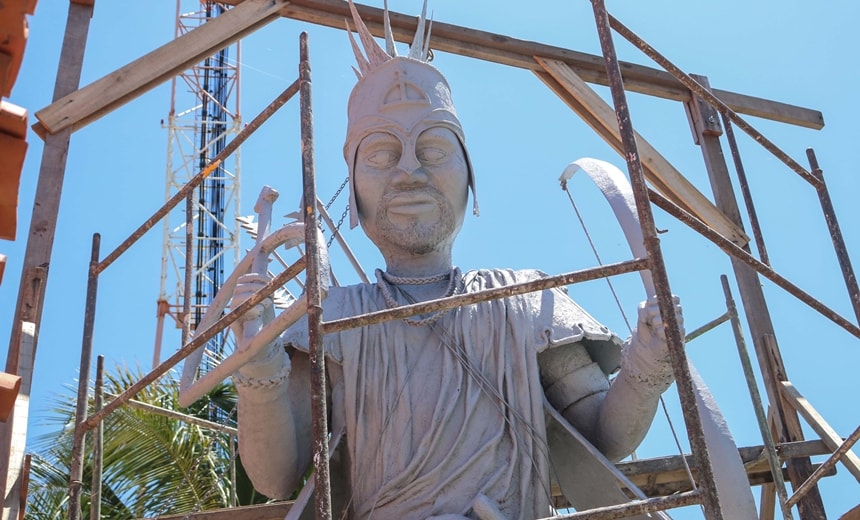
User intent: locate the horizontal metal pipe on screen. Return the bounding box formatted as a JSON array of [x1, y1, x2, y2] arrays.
[[84, 257, 305, 430], [539, 490, 701, 520], [648, 189, 860, 339], [684, 312, 729, 343], [322, 259, 650, 334], [106, 393, 238, 435], [96, 78, 301, 274]]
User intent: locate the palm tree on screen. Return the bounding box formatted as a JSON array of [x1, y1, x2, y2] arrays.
[[25, 364, 268, 519]]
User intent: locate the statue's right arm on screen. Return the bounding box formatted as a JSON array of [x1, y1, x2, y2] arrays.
[[231, 274, 314, 499]]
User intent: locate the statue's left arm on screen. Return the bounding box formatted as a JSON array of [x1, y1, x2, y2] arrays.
[[595, 296, 681, 461], [540, 295, 682, 462]]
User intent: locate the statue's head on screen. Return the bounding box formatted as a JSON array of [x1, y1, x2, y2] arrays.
[[343, 0, 478, 256]]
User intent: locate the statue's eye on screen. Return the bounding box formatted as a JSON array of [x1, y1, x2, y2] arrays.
[[417, 147, 446, 165], [364, 149, 400, 169]]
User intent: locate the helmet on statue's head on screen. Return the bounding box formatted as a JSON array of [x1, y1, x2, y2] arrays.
[[343, 0, 478, 229]]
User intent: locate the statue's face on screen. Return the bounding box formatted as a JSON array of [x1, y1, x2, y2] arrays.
[[354, 126, 469, 256]]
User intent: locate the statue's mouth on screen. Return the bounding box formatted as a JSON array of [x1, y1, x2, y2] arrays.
[[384, 195, 438, 217]]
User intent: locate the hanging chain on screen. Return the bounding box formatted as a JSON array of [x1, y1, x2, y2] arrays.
[[325, 176, 349, 211], [315, 176, 351, 248], [327, 204, 350, 248]]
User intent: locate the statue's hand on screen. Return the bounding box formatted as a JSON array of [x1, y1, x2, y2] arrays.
[[230, 273, 288, 384], [232, 273, 273, 325], [621, 295, 683, 393]]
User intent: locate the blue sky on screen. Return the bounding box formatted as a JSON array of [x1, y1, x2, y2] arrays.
[[3, 1, 859, 517]]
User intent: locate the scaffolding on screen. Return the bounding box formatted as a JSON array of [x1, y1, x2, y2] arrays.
[[4, 1, 860, 519]]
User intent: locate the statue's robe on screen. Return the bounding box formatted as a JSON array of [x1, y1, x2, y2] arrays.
[[285, 268, 622, 519]]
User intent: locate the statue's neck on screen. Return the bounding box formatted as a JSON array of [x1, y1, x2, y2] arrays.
[[381, 250, 453, 279]]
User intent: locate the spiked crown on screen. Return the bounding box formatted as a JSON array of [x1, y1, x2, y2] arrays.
[[343, 0, 478, 228]]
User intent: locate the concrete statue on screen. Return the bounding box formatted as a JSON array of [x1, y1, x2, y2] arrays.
[[229, 2, 683, 518]]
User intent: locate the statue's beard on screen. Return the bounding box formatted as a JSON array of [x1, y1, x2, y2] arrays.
[[375, 186, 457, 255]]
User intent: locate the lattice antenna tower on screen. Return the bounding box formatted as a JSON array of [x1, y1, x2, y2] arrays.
[[156, 0, 242, 375]]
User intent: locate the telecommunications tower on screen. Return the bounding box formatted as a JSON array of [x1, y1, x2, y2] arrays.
[[155, 1, 242, 377]]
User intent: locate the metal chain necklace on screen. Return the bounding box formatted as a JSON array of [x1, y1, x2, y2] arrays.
[[375, 267, 463, 326]]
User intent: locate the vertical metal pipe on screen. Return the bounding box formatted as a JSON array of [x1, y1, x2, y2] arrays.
[[299, 32, 332, 520], [183, 194, 194, 345], [721, 115, 770, 265], [69, 233, 101, 520], [807, 148, 860, 325], [720, 276, 793, 520], [588, 2, 722, 517], [90, 356, 104, 520]]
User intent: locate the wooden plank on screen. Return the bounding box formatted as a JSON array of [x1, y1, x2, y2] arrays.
[[34, 0, 285, 135], [0, 1, 94, 516], [613, 439, 833, 498], [780, 380, 860, 482], [135, 501, 294, 520], [535, 57, 749, 247], [686, 63, 826, 515], [33, 0, 824, 138], [759, 483, 776, 520], [270, 0, 824, 129]]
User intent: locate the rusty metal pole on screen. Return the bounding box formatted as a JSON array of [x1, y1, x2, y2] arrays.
[[89, 356, 104, 520], [721, 276, 793, 520], [69, 234, 101, 520], [786, 423, 860, 509], [299, 32, 332, 520], [94, 79, 301, 275], [605, 14, 819, 189], [721, 115, 770, 265], [647, 189, 860, 339], [84, 257, 305, 429], [588, 1, 722, 517], [806, 148, 860, 325]]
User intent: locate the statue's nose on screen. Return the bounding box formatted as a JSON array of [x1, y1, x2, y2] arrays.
[[396, 152, 422, 177]]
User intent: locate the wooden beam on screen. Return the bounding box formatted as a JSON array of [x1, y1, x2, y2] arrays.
[[780, 380, 860, 482], [34, 0, 824, 137], [0, 1, 94, 517], [686, 67, 827, 517], [274, 0, 823, 130], [534, 58, 749, 247], [34, 0, 286, 135], [134, 501, 294, 520], [614, 439, 835, 498]]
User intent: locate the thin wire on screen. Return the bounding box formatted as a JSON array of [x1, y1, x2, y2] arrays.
[[564, 184, 697, 497], [660, 396, 698, 494], [563, 187, 632, 335], [364, 278, 557, 512]]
